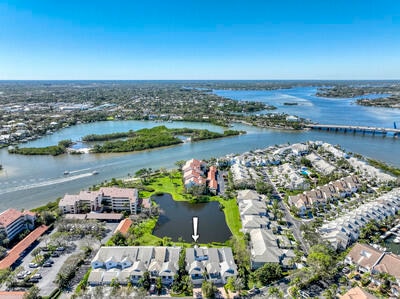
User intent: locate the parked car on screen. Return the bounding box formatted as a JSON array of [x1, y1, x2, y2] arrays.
[[28, 263, 38, 268], [51, 252, 59, 257], [32, 273, 42, 279], [56, 246, 65, 251], [43, 262, 52, 267], [28, 278, 39, 283]]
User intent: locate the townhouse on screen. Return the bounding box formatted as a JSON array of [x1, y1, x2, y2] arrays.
[[182, 159, 219, 193], [207, 166, 218, 194], [288, 175, 361, 215], [89, 246, 181, 286], [236, 190, 294, 269], [185, 247, 237, 285], [249, 229, 295, 270], [319, 189, 400, 250], [182, 159, 207, 188]]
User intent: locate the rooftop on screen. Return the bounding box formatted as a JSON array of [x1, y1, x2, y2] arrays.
[[114, 218, 133, 235], [340, 287, 377, 299], [0, 225, 49, 269], [0, 209, 24, 227]]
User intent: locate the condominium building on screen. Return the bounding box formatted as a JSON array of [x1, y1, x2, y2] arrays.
[[59, 187, 139, 215], [0, 209, 36, 241]]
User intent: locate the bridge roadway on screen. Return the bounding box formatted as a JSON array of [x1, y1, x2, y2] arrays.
[[305, 124, 400, 136]]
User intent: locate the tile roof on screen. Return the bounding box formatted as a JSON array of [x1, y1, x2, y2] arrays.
[[0, 291, 26, 299], [346, 243, 383, 271], [0, 225, 49, 269], [340, 287, 377, 299], [99, 187, 138, 202], [114, 218, 133, 235], [0, 209, 23, 227], [374, 253, 400, 279]]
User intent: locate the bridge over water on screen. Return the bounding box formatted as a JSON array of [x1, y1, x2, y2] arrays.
[[306, 124, 400, 137]]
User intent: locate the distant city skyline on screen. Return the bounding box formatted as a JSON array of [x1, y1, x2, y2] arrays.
[[0, 0, 399, 80]]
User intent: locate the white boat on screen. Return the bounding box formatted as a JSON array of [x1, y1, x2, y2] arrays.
[[92, 170, 99, 175], [63, 171, 69, 175]]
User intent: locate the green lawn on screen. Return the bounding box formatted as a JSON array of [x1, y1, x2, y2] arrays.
[[135, 218, 163, 245], [211, 196, 243, 238], [137, 170, 244, 247], [140, 171, 193, 201]]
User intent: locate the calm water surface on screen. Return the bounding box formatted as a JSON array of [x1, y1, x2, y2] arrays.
[[1, 95, 400, 211], [152, 194, 231, 243], [214, 87, 400, 127]]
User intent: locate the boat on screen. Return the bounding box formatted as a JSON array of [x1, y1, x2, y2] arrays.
[[63, 171, 69, 175], [92, 170, 99, 175]]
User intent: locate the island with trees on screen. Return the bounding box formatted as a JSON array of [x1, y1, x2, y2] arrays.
[[316, 84, 400, 108], [7, 126, 245, 155], [8, 140, 73, 156]]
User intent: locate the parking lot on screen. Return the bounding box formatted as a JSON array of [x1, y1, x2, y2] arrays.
[[12, 221, 118, 297]]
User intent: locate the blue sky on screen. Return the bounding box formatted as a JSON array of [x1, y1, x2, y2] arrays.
[[0, 0, 399, 80]]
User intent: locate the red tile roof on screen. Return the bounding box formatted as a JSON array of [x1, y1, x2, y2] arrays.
[[0, 225, 49, 269], [340, 287, 377, 299], [0, 209, 23, 227], [114, 218, 133, 235], [207, 166, 217, 180], [209, 179, 218, 190]]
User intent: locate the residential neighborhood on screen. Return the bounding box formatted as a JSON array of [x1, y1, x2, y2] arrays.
[[1, 141, 400, 299]]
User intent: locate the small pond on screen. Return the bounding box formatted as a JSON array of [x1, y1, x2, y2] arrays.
[[152, 193, 232, 243]]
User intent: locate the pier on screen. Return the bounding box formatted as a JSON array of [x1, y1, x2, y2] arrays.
[[306, 124, 400, 137]]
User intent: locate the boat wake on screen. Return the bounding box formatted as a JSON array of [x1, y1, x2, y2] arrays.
[[0, 172, 94, 195]]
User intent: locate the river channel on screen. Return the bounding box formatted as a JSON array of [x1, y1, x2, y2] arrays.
[[1, 87, 400, 211]]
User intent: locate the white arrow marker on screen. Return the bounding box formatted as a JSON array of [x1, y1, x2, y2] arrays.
[[192, 216, 199, 242]]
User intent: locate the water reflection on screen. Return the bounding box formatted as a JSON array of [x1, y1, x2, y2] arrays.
[[152, 194, 231, 243]]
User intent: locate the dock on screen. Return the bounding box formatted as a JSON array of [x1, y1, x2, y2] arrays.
[[306, 124, 400, 137]]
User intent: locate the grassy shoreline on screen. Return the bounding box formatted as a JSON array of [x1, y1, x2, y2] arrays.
[[137, 170, 243, 245]]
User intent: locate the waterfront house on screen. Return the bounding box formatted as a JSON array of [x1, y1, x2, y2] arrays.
[[207, 166, 218, 194], [320, 189, 400, 250], [89, 246, 181, 286], [182, 159, 207, 189], [241, 215, 269, 233], [185, 247, 237, 285], [239, 200, 267, 217], [236, 189, 263, 202]]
